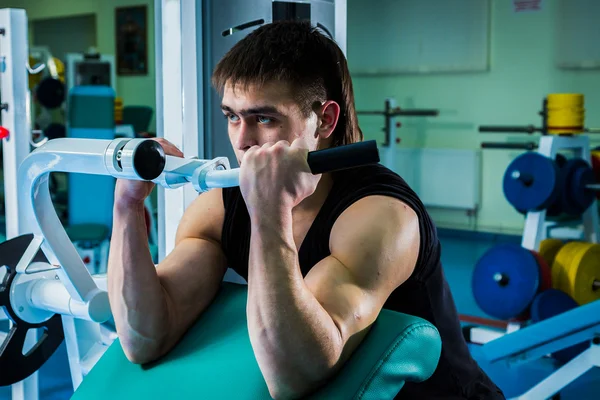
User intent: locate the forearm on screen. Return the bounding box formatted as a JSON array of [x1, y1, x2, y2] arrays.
[[247, 211, 343, 396], [108, 202, 169, 363]]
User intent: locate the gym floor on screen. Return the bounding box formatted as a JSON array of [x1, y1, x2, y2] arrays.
[[1, 231, 598, 400]]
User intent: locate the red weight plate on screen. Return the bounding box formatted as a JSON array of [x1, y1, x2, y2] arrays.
[[592, 152, 600, 200], [531, 250, 552, 291]]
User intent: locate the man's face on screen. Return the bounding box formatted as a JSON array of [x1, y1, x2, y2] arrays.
[[221, 81, 319, 165]]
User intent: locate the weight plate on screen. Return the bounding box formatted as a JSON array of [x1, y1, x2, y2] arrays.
[[44, 123, 66, 140], [564, 243, 600, 305], [0, 234, 64, 386], [531, 250, 552, 291], [560, 159, 594, 216], [552, 242, 584, 294], [530, 289, 589, 364], [539, 238, 564, 268], [547, 155, 567, 217], [472, 244, 540, 320], [555, 153, 568, 168], [503, 153, 559, 212], [531, 289, 577, 322], [568, 161, 596, 214], [35, 77, 65, 110], [591, 151, 600, 199]]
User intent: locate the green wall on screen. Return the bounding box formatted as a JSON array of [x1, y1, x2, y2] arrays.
[[349, 0, 600, 235], [0, 0, 156, 132]]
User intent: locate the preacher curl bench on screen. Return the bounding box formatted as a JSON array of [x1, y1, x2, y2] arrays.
[[1, 137, 442, 399]]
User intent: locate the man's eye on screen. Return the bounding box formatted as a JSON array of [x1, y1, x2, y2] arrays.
[[257, 116, 273, 124], [224, 114, 240, 122]]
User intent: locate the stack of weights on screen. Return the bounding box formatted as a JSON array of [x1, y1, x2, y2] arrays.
[[502, 93, 599, 218], [472, 238, 600, 363], [546, 93, 585, 135], [115, 97, 124, 125]]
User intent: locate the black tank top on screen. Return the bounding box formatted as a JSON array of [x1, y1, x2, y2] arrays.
[[222, 163, 505, 399]]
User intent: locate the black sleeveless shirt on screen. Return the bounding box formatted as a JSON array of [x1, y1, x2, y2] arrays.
[[222, 163, 504, 399]]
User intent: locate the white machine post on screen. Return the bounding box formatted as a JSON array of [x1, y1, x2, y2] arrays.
[[155, 0, 203, 261], [0, 8, 39, 400], [0, 8, 31, 239], [335, 0, 347, 55]]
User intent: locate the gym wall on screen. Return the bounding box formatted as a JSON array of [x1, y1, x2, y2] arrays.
[[349, 0, 600, 235], [0, 0, 157, 133]]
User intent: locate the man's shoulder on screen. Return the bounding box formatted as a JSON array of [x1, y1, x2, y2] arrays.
[[333, 162, 406, 191]]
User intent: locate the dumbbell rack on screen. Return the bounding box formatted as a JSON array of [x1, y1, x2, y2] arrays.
[[471, 96, 600, 399], [522, 134, 600, 251], [467, 134, 600, 345]]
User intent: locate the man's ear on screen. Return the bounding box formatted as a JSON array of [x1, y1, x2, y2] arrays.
[[314, 100, 340, 139]]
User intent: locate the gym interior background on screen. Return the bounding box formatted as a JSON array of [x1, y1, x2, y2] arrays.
[[1, 0, 599, 399]]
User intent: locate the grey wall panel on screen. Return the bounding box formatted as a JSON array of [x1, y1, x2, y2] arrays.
[[203, 0, 335, 166]]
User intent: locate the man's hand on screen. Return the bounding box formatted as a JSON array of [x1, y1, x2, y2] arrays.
[[114, 138, 183, 208], [239, 140, 320, 218]]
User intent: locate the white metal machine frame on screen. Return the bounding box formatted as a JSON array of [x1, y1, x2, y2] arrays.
[[1, 2, 349, 399]]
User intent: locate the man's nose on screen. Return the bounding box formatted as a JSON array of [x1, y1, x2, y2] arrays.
[[234, 121, 259, 151]]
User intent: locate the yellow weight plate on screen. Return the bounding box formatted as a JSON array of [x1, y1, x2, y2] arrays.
[[552, 241, 584, 293], [539, 238, 564, 267], [546, 93, 586, 134], [28, 56, 42, 90], [547, 93, 584, 107], [547, 127, 585, 135], [564, 243, 600, 305]]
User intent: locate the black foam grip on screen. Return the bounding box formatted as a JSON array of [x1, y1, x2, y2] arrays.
[[481, 142, 537, 150], [133, 140, 166, 180], [307, 140, 380, 175], [479, 125, 537, 134]]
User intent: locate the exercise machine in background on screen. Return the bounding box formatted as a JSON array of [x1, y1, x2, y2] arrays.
[[461, 93, 600, 399], [357, 98, 439, 170], [65, 49, 116, 94]]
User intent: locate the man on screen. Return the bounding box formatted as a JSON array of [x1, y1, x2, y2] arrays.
[[107, 21, 504, 399]]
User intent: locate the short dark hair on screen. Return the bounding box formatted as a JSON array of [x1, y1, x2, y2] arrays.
[[212, 20, 363, 147]]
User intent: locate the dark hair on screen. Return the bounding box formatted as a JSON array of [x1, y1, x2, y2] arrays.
[[212, 20, 362, 147]]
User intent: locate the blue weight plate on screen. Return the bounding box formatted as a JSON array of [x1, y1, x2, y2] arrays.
[[555, 153, 568, 168], [546, 155, 568, 217], [531, 289, 577, 322], [503, 153, 559, 212], [569, 161, 595, 214], [472, 244, 540, 320], [530, 289, 589, 364], [561, 158, 594, 216]]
